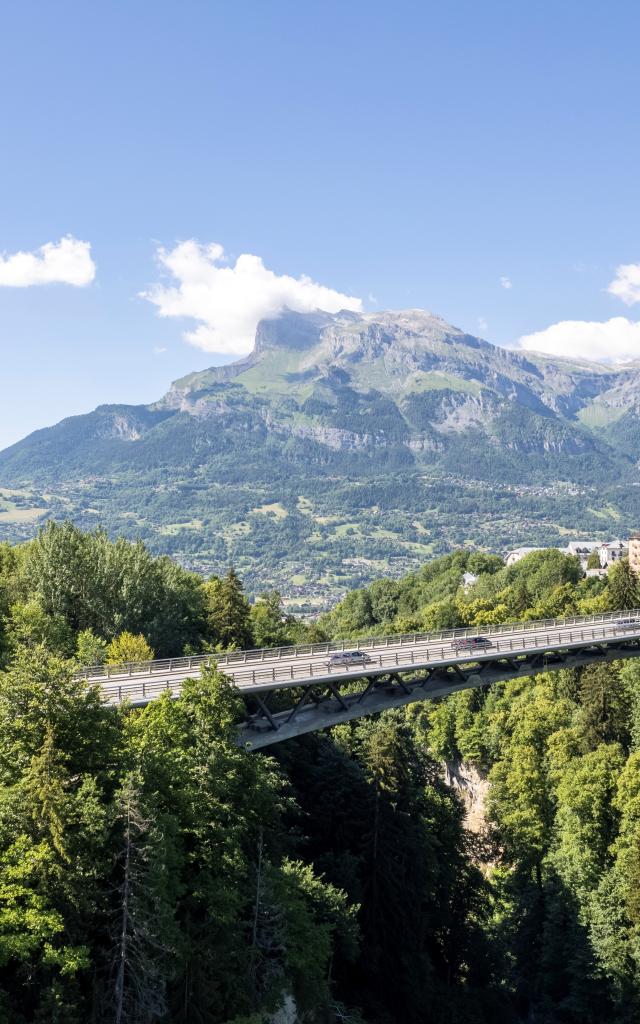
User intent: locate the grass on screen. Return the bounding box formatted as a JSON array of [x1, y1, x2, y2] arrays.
[[0, 507, 47, 523], [158, 519, 204, 535], [333, 522, 363, 537], [296, 496, 314, 515], [587, 505, 621, 522], [252, 502, 288, 519], [236, 351, 309, 396], [577, 404, 626, 429], [403, 371, 483, 396]]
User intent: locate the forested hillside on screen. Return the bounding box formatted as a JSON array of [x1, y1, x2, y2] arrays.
[[2, 525, 640, 1022], [2, 309, 640, 606]]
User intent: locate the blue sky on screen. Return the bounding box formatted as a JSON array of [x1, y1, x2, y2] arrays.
[[1, 0, 639, 449]]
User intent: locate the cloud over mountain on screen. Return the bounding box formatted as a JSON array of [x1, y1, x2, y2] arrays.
[[141, 241, 363, 355], [0, 236, 96, 287], [518, 316, 640, 364]]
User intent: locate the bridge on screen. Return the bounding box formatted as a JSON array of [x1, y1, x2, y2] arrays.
[[79, 609, 640, 749]]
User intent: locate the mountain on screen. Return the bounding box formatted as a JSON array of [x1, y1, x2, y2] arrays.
[[1, 308, 639, 608]]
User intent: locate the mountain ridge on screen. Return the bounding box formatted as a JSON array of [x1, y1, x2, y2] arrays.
[[1, 308, 639, 605]]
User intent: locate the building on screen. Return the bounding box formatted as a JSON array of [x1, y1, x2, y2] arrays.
[[629, 533, 640, 572], [505, 546, 548, 566], [564, 541, 602, 569], [598, 540, 627, 568], [505, 540, 628, 573]]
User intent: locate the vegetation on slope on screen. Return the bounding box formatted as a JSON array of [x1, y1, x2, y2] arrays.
[[2, 526, 640, 1021], [3, 310, 640, 602]]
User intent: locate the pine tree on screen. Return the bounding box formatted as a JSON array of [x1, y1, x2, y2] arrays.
[[110, 775, 180, 1024], [605, 559, 640, 612], [203, 569, 252, 649]]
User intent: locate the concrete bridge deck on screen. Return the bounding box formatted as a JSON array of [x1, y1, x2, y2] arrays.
[[80, 609, 640, 748]]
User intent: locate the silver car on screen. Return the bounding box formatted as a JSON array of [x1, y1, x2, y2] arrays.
[[325, 650, 373, 668]]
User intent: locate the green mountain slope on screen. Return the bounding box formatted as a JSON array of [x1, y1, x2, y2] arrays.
[[1, 309, 638, 604]]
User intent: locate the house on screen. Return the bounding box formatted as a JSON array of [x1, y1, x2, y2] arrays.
[[564, 541, 602, 568], [505, 547, 548, 566], [462, 571, 479, 589], [598, 540, 627, 568], [564, 539, 628, 570]]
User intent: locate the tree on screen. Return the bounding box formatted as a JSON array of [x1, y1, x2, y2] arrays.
[[19, 522, 207, 656], [203, 569, 253, 649], [0, 648, 115, 1022], [551, 743, 625, 896], [127, 667, 283, 1021], [107, 632, 155, 666], [605, 559, 640, 612], [110, 775, 180, 1024], [587, 549, 602, 570], [75, 628, 108, 666], [250, 592, 293, 649], [578, 662, 631, 749], [6, 599, 73, 657]]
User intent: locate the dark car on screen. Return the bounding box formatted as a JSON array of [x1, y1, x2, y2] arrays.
[[452, 636, 493, 652], [325, 650, 373, 668], [616, 617, 639, 628]]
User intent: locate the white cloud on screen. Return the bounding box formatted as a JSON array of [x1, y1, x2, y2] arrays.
[[141, 240, 363, 355], [152, 346, 168, 355], [477, 317, 489, 334], [0, 236, 95, 287], [607, 262, 640, 306], [500, 276, 512, 290], [517, 316, 640, 364]]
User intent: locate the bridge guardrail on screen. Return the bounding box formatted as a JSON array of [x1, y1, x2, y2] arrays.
[[78, 608, 640, 681], [98, 619, 640, 704]]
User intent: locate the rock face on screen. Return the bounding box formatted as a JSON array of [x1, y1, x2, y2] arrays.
[[1, 308, 639, 596], [444, 760, 491, 836], [444, 760, 495, 865], [4, 308, 637, 476], [156, 308, 629, 451]]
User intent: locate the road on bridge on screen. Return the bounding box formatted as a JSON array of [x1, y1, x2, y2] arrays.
[[83, 609, 640, 709]]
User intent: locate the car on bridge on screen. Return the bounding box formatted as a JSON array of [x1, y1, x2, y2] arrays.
[[615, 617, 639, 628], [452, 635, 493, 652], [325, 650, 374, 668]]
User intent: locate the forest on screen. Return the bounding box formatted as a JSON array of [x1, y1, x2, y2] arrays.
[[2, 522, 640, 1022]]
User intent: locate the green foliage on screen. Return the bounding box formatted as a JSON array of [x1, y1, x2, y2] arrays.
[[106, 631, 155, 666], [250, 591, 295, 649], [16, 522, 207, 657], [2, 529, 640, 1021], [204, 568, 253, 649], [604, 558, 640, 612], [75, 628, 108, 666], [5, 599, 73, 657], [587, 548, 602, 570]]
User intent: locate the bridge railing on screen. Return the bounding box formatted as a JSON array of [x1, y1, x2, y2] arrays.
[[84, 607, 640, 684], [97, 618, 640, 704]]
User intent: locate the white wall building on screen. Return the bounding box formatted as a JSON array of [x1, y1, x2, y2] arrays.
[[598, 540, 627, 567], [505, 540, 628, 572], [505, 547, 548, 566]]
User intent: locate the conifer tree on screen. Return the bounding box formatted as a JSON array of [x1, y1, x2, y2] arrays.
[[203, 568, 252, 649]]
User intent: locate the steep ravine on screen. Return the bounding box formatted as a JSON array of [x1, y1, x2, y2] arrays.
[[443, 759, 495, 864]]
